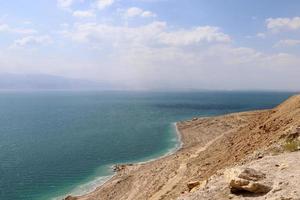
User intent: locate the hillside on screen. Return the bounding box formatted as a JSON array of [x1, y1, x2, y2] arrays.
[[68, 95, 300, 200]]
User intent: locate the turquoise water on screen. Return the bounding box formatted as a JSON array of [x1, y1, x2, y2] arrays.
[[0, 91, 295, 200]]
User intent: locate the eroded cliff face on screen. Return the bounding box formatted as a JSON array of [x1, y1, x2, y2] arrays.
[[73, 95, 300, 200]]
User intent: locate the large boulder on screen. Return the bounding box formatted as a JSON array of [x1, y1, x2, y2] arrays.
[[229, 168, 272, 194], [230, 178, 272, 194]]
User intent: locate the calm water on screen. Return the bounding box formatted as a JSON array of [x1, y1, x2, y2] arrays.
[[0, 91, 295, 200]]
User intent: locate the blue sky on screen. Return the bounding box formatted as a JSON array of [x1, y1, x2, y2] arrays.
[[0, 0, 300, 90]]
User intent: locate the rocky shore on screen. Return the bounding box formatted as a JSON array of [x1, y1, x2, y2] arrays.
[[66, 95, 300, 200]]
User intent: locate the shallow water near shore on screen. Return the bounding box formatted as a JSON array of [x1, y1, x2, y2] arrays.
[[0, 91, 295, 200], [52, 123, 181, 200]]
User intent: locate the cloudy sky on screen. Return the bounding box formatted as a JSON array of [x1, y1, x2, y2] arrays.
[[0, 0, 300, 90]]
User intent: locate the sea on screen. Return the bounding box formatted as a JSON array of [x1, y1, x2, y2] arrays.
[[0, 91, 295, 200]]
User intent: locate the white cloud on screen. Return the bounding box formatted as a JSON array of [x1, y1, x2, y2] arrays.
[[57, 0, 93, 10], [124, 7, 156, 18], [62, 21, 167, 45], [266, 17, 300, 32], [0, 23, 37, 34], [141, 11, 156, 18], [56, 21, 300, 90], [57, 0, 74, 9], [2, 10, 300, 90], [73, 10, 95, 18], [11, 35, 52, 48], [95, 0, 114, 10], [63, 21, 230, 47], [274, 39, 300, 48], [108, 44, 300, 90], [125, 7, 143, 17], [159, 26, 231, 46]]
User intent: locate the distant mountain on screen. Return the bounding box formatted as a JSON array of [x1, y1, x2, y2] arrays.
[[0, 74, 115, 90]]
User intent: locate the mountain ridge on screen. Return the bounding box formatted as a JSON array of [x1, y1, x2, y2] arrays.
[[0, 73, 115, 90]]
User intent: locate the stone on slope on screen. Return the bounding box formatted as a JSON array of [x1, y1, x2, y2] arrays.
[[229, 168, 272, 194]]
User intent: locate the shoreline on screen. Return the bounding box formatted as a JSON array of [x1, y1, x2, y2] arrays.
[[69, 93, 300, 200], [115, 122, 183, 166], [72, 108, 270, 200], [56, 95, 300, 200], [128, 122, 184, 166], [63, 122, 184, 200], [56, 174, 113, 200]]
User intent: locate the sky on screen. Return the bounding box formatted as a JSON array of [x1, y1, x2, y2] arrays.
[[0, 0, 300, 90]]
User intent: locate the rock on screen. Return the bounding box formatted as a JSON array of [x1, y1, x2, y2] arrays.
[[112, 164, 131, 172], [253, 151, 264, 159], [64, 196, 78, 200], [238, 168, 266, 181], [257, 153, 264, 159], [112, 165, 124, 172], [272, 187, 282, 193], [230, 178, 272, 193], [230, 178, 249, 191], [189, 180, 208, 192], [256, 152, 264, 159], [228, 194, 235, 199], [229, 168, 272, 194], [187, 181, 200, 191], [287, 127, 300, 140], [279, 163, 289, 170], [279, 198, 293, 200]]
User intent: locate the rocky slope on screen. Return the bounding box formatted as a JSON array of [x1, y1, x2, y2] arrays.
[[68, 95, 300, 200], [179, 151, 300, 200]]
